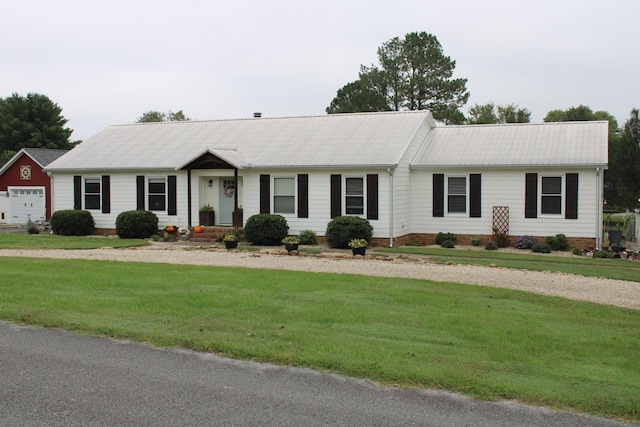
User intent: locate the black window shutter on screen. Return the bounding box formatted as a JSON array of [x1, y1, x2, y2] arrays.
[[73, 176, 82, 210], [330, 174, 342, 218], [469, 174, 481, 218], [136, 176, 145, 210], [565, 173, 578, 219], [260, 174, 270, 214], [366, 174, 379, 220], [432, 174, 444, 217], [297, 174, 309, 218], [525, 173, 538, 218], [101, 175, 111, 213], [167, 175, 177, 216]]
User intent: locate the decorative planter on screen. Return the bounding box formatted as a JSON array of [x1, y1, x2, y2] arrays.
[[224, 240, 238, 250], [285, 243, 299, 252], [199, 211, 214, 226], [351, 247, 366, 256], [233, 211, 243, 227], [472, 240, 480, 246]]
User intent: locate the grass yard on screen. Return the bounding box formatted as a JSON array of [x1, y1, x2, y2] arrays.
[[0, 231, 149, 250], [376, 246, 640, 282], [0, 256, 638, 422]]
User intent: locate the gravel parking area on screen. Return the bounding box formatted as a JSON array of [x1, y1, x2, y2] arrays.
[[1, 244, 639, 310]]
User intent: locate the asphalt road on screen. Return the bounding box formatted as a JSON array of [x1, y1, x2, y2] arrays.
[[0, 321, 633, 427]]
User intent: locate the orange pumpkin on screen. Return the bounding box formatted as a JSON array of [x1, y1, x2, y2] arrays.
[[165, 226, 175, 233], [194, 226, 203, 233]]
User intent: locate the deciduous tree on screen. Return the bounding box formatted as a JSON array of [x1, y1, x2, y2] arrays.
[[136, 110, 190, 123]]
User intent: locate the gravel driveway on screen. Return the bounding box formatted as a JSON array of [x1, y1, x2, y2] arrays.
[[1, 243, 639, 310]]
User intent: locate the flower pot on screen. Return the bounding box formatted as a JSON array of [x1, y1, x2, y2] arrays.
[[351, 247, 366, 256], [224, 240, 238, 249], [472, 240, 480, 246], [285, 243, 299, 252], [199, 211, 214, 226]]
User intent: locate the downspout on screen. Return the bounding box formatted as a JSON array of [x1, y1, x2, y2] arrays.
[[596, 167, 602, 250], [388, 168, 394, 247], [187, 169, 192, 227]]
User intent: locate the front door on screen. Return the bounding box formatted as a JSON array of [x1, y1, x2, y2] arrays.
[[219, 178, 235, 225]]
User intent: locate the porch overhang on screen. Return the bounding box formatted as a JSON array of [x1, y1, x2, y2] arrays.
[[177, 148, 249, 170]]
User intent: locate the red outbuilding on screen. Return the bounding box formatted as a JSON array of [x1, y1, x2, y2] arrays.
[[0, 148, 68, 224]]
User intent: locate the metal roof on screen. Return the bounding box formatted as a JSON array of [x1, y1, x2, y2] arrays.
[[411, 121, 609, 168], [46, 111, 434, 171]]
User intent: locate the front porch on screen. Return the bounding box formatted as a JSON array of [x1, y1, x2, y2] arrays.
[[188, 226, 242, 243]]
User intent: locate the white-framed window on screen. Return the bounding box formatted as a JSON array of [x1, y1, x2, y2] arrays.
[[273, 177, 295, 214], [447, 176, 467, 214], [84, 178, 101, 210], [148, 178, 166, 211], [345, 177, 364, 215], [541, 176, 562, 215]]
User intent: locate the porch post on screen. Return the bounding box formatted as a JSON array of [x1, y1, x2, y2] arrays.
[[187, 169, 192, 227], [234, 168, 238, 212]]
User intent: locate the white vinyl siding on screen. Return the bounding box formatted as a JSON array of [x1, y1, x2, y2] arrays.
[[273, 177, 295, 214]]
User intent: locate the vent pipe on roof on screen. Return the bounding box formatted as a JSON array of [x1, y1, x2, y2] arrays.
[[253, 112, 262, 118]]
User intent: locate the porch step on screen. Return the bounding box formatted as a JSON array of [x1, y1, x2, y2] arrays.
[[189, 226, 239, 243]]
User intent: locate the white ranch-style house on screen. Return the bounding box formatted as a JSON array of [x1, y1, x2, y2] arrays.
[[45, 111, 608, 248]]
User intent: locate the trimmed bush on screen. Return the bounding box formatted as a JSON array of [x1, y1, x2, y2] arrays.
[[50, 210, 95, 236], [299, 229, 318, 245], [244, 214, 289, 245], [572, 247, 583, 256], [441, 239, 455, 248], [325, 216, 373, 249], [545, 234, 570, 251], [532, 244, 552, 254], [435, 232, 457, 246], [515, 235, 538, 249], [115, 210, 159, 239], [494, 233, 511, 248], [593, 250, 614, 259], [485, 240, 497, 250]]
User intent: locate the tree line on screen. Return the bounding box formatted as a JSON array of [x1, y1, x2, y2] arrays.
[[1, 30, 638, 211]]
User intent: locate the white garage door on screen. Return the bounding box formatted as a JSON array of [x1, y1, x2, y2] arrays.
[[10, 188, 45, 224]]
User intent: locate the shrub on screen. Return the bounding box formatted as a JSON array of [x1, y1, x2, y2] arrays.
[[26, 221, 40, 234], [572, 247, 583, 256], [485, 241, 497, 250], [532, 244, 552, 254], [299, 229, 317, 245], [244, 214, 289, 245], [325, 216, 373, 249], [593, 250, 613, 259], [50, 210, 95, 236], [545, 234, 570, 251], [115, 210, 159, 239], [494, 233, 511, 248], [515, 235, 538, 249], [435, 232, 457, 246], [441, 239, 455, 248]]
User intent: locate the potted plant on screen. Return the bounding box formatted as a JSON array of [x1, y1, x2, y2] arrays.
[[223, 233, 238, 249], [348, 238, 368, 256], [282, 236, 300, 252], [199, 204, 215, 226], [233, 206, 243, 227], [177, 226, 190, 241], [471, 236, 481, 246]]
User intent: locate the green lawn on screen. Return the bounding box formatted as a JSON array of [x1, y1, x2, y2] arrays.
[[0, 256, 638, 422], [0, 231, 149, 249], [376, 246, 640, 282]]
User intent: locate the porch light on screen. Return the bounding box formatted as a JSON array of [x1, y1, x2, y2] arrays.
[[208, 179, 213, 187]]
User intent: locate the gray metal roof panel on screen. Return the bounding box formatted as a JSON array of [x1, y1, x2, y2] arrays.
[[411, 121, 608, 168], [46, 111, 433, 171]]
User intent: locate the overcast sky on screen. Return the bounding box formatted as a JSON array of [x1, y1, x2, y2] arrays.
[[2, 0, 639, 141]]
